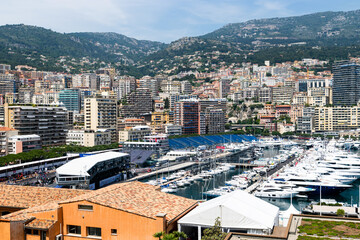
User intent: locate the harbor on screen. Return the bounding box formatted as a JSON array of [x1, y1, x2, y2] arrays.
[[140, 137, 360, 217]]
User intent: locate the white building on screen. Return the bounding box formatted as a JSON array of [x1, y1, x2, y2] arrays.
[[178, 190, 279, 240], [8, 134, 41, 154], [165, 124, 183, 136], [56, 152, 130, 189]]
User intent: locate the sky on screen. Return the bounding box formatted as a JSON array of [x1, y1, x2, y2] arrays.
[[1, 0, 360, 43]]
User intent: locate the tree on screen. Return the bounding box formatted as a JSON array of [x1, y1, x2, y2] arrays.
[[164, 98, 170, 109], [336, 208, 345, 217], [153, 231, 187, 240], [272, 131, 281, 136], [202, 217, 227, 240]]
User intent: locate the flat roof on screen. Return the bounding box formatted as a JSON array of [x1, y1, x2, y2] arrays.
[[56, 152, 129, 176]]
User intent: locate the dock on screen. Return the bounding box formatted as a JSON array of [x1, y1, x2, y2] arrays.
[[218, 163, 258, 168], [244, 154, 302, 193], [129, 162, 197, 181]]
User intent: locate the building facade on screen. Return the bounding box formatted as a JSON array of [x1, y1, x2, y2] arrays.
[[4, 104, 68, 146], [84, 97, 118, 143], [333, 60, 360, 106]]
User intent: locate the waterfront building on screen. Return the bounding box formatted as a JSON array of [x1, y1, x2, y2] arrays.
[[204, 108, 225, 134], [333, 60, 360, 106], [178, 190, 279, 239], [314, 105, 360, 132], [4, 104, 68, 146], [296, 107, 315, 134], [174, 100, 201, 135], [56, 152, 130, 189]]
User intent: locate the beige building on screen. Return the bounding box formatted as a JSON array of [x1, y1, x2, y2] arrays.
[[119, 125, 151, 142], [84, 129, 112, 147], [272, 86, 294, 104], [84, 97, 118, 143], [314, 105, 360, 132]]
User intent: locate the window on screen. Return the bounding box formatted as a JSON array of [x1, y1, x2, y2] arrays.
[[68, 225, 81, 235], [33, 229, 39, 235], [87, 227, 101, 237], [78, 204, 93, 211], [111, 229, 117, 235]]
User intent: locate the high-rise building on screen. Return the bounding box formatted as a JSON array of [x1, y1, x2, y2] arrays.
[[219, 78, 231, 98], [333, 60, 360, 106], [4, 104, 68, 146], [59, 89, 81, 112], [205, 108, 225, 134], [120, 88, 152, 117], [174, 100, 201, 135], [84, 97, 118, 143]]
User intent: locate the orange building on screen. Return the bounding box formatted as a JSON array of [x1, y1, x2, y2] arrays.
[[0, 182, 197, 240]]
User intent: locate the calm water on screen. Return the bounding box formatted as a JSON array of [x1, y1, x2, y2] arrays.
[[143, 148, 360, 212]]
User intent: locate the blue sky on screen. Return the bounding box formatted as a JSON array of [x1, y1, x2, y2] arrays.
[[1, 0, 360, 43]]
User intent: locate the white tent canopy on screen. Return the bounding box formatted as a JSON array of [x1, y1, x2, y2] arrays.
[[178, 190, 279, 237]]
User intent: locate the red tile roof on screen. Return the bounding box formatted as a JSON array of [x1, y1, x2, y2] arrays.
[[0, 184, 89, 209], [26, 218, 56, 230], [60, 181, 197, 221]]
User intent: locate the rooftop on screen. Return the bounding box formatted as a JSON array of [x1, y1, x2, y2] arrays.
[[56, 151, 129, 176], [60, 181, 197, 221], [0, 184, 88, 209]]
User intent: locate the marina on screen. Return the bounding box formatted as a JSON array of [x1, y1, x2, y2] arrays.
[[141, 138, 360, 216]]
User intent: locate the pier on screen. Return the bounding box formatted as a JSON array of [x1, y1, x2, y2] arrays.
[[244, 153, 301, 194], [130, 147, 253, 182]]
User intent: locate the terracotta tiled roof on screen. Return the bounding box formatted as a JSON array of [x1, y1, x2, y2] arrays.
[[26, 218, 56, 230], [1, 202, 59, 221], [60, 181, 198, 221], [0, 184, 89, 209]]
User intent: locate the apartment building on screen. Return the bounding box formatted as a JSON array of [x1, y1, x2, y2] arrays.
[[84, 97, 118, 143], [174, 100, 201, 135], [271, 86, 294, 104], [0, 127, 18, 156], [7, 134, 42, 154], [118, 125, 151, 142], [204, 108, 225, 134], [120, 88, 152, 117], [314, 105, 360, 132], [4, 104, 68, 146]]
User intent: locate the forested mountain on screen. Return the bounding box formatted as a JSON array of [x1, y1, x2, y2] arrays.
[[3, 9, 360, 75], [202, 9, 360, 47]]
